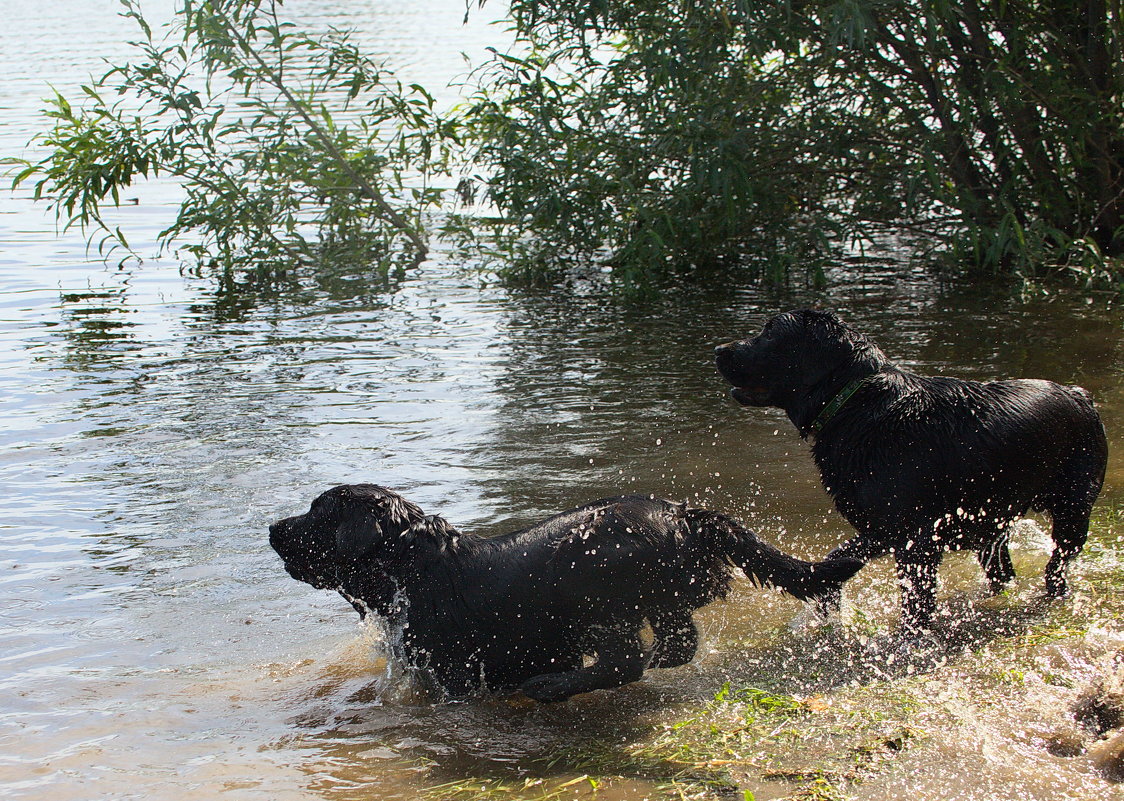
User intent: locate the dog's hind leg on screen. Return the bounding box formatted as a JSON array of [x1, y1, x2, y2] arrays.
[[1043, 464, 1105, 598], [977, 533, 1015, 594], [1043, 438, 1107, 598], [1045, 515, 1090, 598], [520, 631, 646, 703], [647, 611, 699, 669]]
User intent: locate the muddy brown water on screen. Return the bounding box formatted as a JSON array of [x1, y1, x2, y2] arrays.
[[2, 2, 1124, 799]]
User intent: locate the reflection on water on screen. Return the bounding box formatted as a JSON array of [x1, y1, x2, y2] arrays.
[[2, 1, 1124, 800]]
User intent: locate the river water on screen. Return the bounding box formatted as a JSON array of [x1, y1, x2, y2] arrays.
[[2, 2, 1124, 800]]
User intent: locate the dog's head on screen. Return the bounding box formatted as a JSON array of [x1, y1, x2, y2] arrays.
[[715, 309, 885, 407], [269, 484, 429, 613]]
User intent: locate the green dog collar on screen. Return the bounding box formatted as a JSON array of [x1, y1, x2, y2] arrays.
[[808, 374, 876, 437]]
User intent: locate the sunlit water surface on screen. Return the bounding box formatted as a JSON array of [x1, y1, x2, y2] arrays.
[[2, 2, 1124, 800]]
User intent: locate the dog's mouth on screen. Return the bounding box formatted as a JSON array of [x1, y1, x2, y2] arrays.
[[715, 348, 770, 406], [729, 385, 771, 406], [280, 560, 335, 590]]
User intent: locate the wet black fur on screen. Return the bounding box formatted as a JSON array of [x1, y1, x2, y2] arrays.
[[715, 309, 1108, 631], [270, 484, 862, 702]]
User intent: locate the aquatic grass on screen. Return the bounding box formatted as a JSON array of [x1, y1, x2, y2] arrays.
[[610, 680, 928, 800], [785, 776, 848, 801], [423, 774, 604, 801], [516, 680, 924, 799]]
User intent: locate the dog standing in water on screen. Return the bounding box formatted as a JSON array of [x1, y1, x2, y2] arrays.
[[270, 484, 861, 701], [716, 309, 1107, 632]]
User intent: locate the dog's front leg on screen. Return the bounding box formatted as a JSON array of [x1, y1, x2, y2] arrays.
[[520, 633, 646, 703], [896, 555, 939, 634], [421, 646, 484, 700], [647, 611, 699, 668]]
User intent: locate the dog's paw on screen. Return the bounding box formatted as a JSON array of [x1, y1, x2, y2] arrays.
[[520, 673, 575, 703], [1045, 578, 1071, 599]]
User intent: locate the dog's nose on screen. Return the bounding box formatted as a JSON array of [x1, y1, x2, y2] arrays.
[[715, 343, 739, 369]]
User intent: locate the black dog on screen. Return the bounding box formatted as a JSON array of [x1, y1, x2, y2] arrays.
[[270, 484, 861, 702], [715, 309, 1108, 631]]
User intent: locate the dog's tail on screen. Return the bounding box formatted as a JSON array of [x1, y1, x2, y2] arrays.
[[685, 508, 863, 601]]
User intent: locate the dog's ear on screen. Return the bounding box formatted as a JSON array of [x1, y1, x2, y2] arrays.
[[334, 507, 385, 560], [333, 490, 419, 561], [798, 310, 863, 386]]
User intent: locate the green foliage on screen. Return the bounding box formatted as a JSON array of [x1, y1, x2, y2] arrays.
[[456, 2, 850, 283], [711, 682, 807, 719], [8, 0, 1124, 288], [8, 0, 454, 278], [459, 0, 1124, 284]]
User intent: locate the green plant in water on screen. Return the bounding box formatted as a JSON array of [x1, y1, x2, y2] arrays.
[[8, 0, 454, 280], [458, 0, 1124, 285], [423, 774, 604, 801], [10, 0, 1124, 289], [712, 682, 805, 716]]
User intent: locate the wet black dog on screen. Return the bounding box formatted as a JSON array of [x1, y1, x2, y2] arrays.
[[270, 484, 861, 702], [715, 309, 1107, 631]]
